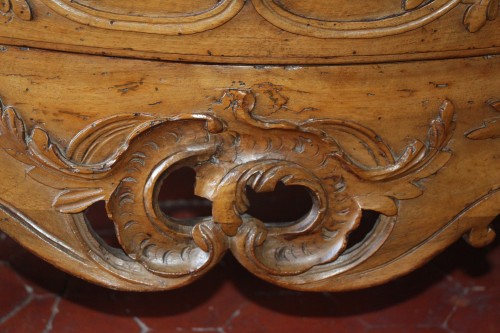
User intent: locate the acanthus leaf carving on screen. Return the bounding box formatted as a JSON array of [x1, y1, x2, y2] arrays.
[[52, 188, 106, 214], [0, 85, 461, 288]]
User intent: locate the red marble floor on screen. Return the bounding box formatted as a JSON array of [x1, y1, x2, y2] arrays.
[[0, 170, 498, 333], [0, 219, 498, 333]]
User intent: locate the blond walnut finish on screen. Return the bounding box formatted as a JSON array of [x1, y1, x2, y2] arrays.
[[0, 0, 499, 292]]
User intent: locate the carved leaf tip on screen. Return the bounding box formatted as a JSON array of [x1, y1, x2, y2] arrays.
[[465, 119, 500, 140], [428, 99, 455, 148], [403, 0, 427, 11], [463, 0, 499, 33], [465, 99, 500, 140], [0, 104, 26, 142], [53, 188, 105, 213]]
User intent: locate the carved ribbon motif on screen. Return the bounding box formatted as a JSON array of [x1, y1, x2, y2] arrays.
[[0, 84, 457, 287]]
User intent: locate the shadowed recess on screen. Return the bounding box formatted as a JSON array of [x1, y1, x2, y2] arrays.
[[84, 200, 121, 248], [345, 210, 381, 250], [245, 182, 313, 225], [157, 167, 213, 224]]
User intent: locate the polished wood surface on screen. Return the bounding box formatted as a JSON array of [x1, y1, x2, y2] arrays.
[[0, 0, 498, 64], [0, 0, 498, 292]]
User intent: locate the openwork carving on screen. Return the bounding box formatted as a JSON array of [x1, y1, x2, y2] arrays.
[[0, 84, 462, 288], [0, 0, 32, 20]]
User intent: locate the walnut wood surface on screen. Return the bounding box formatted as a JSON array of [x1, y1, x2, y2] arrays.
[[0, 45, 498, 291], [0, 0, 498, 64]]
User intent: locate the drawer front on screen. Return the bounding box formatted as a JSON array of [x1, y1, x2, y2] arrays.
[[0, 46, 498, 291], [0, 0, 498, 64]]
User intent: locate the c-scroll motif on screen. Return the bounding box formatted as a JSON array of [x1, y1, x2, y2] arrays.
[[0, 86, 458, 289]]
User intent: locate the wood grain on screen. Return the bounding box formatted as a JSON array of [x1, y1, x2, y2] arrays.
[[0, 46, 498, 291], [0, 0, 498, 64]]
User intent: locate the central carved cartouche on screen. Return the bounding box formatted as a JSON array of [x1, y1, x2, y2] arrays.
[[0, 84, 457, 288]]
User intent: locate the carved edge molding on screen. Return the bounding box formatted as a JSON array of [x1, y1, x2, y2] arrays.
[[7, 0, 498, 37], [0, 0, 32, 20]]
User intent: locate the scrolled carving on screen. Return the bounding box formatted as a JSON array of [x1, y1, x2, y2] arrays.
[[0, 85, 459, 288], [0, 0, 32, 20], [207, 89, 455, 277]]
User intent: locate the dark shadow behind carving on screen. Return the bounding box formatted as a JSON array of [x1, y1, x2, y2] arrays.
[[2, 198, 498, 317]]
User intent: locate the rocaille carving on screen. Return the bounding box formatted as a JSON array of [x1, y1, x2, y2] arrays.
[[14, 0, 498, 36], [0, 84, 469, 288]]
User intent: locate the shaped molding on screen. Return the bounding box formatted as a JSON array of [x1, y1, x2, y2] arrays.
[[15, 0, 498, 36], [37, 0, 246, 35], [252, 0, 499, 38]]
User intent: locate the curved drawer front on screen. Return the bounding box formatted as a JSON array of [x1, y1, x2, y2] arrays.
[[0, 46, 498, 291], [0, 0, 498, 64]]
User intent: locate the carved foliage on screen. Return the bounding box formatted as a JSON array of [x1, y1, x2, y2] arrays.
[[0, 0, 32, 20], [465, 99, 500, 140], [463, 0, 499, 32], [0, 86, 457, 287]]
